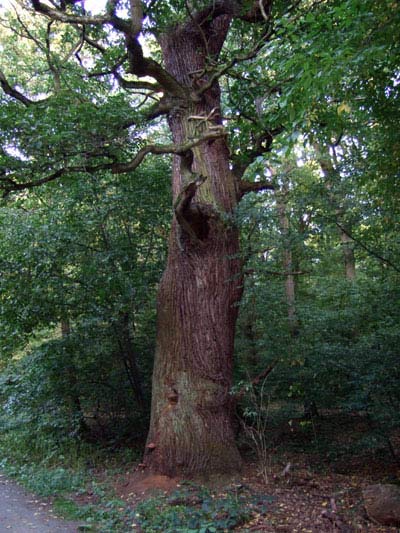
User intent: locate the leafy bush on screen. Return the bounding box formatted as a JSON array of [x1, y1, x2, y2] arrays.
[[7, 465, 86, 497]]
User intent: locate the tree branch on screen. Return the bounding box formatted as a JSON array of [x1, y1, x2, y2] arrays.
[[111, 129, 224, 172], [88, 62, 162, 93], [114, 73, 161, 92], [83, 35, 107, 54], [129, 0, 143, 39], [0, 70, 35, 106], [1, 130, 225, 195], [335, 222, 400, 274], [234, 361, 277, 401], [194, 51, 255, 98], [232, 126, 283, 180], [126, 39, 187, 97], [189, 0, 273, 25], [31, 0, 123, 29], [245, 268, 310, 276], [239, 179, 275, 197], [30, 0, 187, 97]]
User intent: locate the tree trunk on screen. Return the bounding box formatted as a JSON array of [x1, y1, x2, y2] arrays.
[[314, 143, 356, 281], [60, 319, 89, 435], [339, 228, 356, 281], [276, 183, 299, 336], [143, 16, 243, 476], [275, 183, 317, 417]]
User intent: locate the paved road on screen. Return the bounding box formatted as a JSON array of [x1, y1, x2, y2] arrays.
[[0, 473, 83, 532]]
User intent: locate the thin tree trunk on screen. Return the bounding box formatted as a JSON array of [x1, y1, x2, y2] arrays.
[[315, 144, 356, 281], [242, 300, 261, 369], [339, 229, 356, 281], [275, 182, 317, 417], [143, 16, 243, 476], [60, 319, 88, 435], [115, 312, 145, 409], [276, 184, 299, 336]]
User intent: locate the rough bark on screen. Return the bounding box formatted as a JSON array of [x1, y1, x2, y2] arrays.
[[22, 0, 271, 478], [143, 15, 243, 476]]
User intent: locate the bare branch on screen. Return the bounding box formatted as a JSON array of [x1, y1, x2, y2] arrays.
[[113, 70, 161, 92], [14, 9, 46, 52], [234, 360, 277, 401], [61, 27, 85, 64], [87, 59, 162, 93], [259, 0, 270, 21], [245, 269, 310, 276], [29, 0, 186, 97], [195, 32, 271, 97], [2, 168, 66, 196], [83, 35, 107, 53], [125, 35, 187, 96]]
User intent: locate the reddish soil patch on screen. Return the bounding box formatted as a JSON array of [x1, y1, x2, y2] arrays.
[[115, 470, 180, 497]]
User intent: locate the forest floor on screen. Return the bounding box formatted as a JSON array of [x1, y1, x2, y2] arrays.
[[56, 415, 400, 533], [74, 412, 400, 532], [2, 413, 398, 532]]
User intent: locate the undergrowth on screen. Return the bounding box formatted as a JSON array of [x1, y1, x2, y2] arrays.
[[0, 426, 274, 532], [0, 427, 141, 531], [134, 483, 273, 532]]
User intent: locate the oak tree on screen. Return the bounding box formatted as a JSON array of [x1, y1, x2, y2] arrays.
[[0, 0, 278, 476]]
